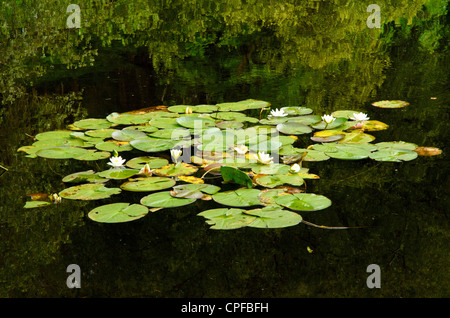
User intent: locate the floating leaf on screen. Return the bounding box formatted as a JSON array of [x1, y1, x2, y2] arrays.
[[414, 147, 442, 156], [35, 146, 89, 159], [254, 174, 304, 188], [251, 164, 291, 175], [198, 208, 258, 230], [59, 184, 121, 200], [244, 206, 303, 228], [369, 149, 418, 162], [95, 141, 134, 152], [140, 191, 196, 208], [372, 100, 410, 108], [375, 141, 418, 151], [73, 118, 113, 130], [35, 130, 75, 140], [280, 106, 313, 115], [98, 168, 140, 180], [275, 193, 332, 211], [88, 203, 148, 223], [129, 138, 178, 153], [148, 128, 191, 139], [286, 115, 322, 126], [24, 201, 52, 209], [360, 120, 389, 131], [106, 112, 150, 125], [276, 122, 313, 135], [311, 117, 348, 130], [220, 166, 253, 188], [125, 156, 169, 169], [154, 163, 198, 177], [212, 188, 262, 207], [73, 150, 111, 161], [177, 175, 205, 184], [85, 128, 119, 138], [215, 121, 244, 130], [170, 183, 220, 199], [62, 170, 109, 183], [176, 116, 216, 129], [120, 177, 176, 192], [111, 129, 149, 141]]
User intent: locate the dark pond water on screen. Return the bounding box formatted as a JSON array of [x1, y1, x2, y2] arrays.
[[0, 0, 448, 300]]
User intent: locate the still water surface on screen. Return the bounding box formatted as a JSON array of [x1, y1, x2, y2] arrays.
[[0, 0, 448, 297]]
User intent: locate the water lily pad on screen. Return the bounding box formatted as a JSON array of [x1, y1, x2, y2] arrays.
[[95, 141, 134, 152], [98, 168, 140, 180], [130, 138, 178, 153], [111, 129, 149, 141], [24, 201, 52, 208], [148, 118, 183, 129], [275, 193, 332, 211], [106, 112, 150, 125], [125, 156, 169, 169], [375, 141, 418, 151], [255, 174, 304, 188], [280, 106, 313, 115], [170, 183, 221, 199], [338, 131, 375, 144], [311, 117, 348, 130], [85, 128, 119, 138], [73, 150, 111, 161], [154, 163, 198, 177], [259, 117, 289, 125], [176, 116, 216, 129], [212, 188, 262, 207], [120, 177, 176, 192], [220, 166, 253, 188], [276, 122, 313, 135], [369, 149, 418, 162], [251, 164, 291, 175], [62, 170, 109, 183], [59, 184, 121, 200], [88, 203, 149, 223], [148, 128, 191, 139], [216, 102, 250, 112], [212, 112, 247, 121], [216, 121, 244, 130], [35, 146, 89, 159], [360, 120, 389, 131], [140, 191, 196, 208], [244, 206, 303, 228], [286, 115, 322, 126], [414, 147, 442, 156], [331, 110, 363, 118], [372, 100, 410, 108], [73, 118, 113, 130], [198, 208, 258, 230], [35, 130, 75, 140], [123, 125, 158, 133]]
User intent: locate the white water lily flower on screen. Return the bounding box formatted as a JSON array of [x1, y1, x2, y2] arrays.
[[234, 144, 249, 155], [139, 163, 153, 176], [257, 151, 273, 165], [107, 155, 126, 168], [185, 107, 193, 114], [51, 193, 61, 204], [350, 112, 370, 121], [270, 108, 288, 117], [290, 163, 301, 173], [321, 114, 336, 124], [171, 148, 182, 163]]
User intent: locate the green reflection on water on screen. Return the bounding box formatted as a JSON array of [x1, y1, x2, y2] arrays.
[[0, 0, 448, 297]]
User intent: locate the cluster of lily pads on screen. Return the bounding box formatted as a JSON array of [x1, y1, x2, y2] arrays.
[[18, 99, 441, 229]]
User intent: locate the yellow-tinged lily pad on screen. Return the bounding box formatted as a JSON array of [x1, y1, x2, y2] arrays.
[[154, 163, 198, 177], [372, 100, 410, 108], [59, 184, 121, 200]]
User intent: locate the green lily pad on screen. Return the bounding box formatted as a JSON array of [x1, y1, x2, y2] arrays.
[[98, 168, 140, 180], [216, 102, 250, 112], [73, 150, 111, 161], [254, 174, 304, 188], [276, 122, 313, 135], [73, 118, 113, 130], [369, 149, 418, 162], [193, 104, 219, 113], [111, 129, 149, 141], [215, 121, 244, 130], [338, 131, 375, 144], [88, 203, 149, 223], [286, 115, 322, 126], [62, 170, 109, 183], [220, 166, 253, 188], [120, 177, 176, 192], [95, 141, 134, 152], [140, 191, 196, 208], [32, 137, 88, 148], [130, 138, 178, 153], [280, 106, 313, 115], [244, 206, 303, 228], [259, 117, 289, 125], [170, 183, 221, 199], [106, 112, 150, 125], [212, 188, 262, 207], [35, 130, 75, 140], [148, 117, 183, 129], [311, 117, 348, 130], [123, 125, 158, 133], [24, 201, 52, 208], [59, 184, 121, 200], [176, 116, 216, 129], [85, 128, 119, 138], [275, 193, 332, 211], [372, 100, 410, 108], [35, 146, 89, 159], [198, 208, 258, 230], [148, 128, 191, 139], [154, 163, 198, 177], [375, 141, 418, 151], [251, 164, 291, 175], [125, 156, 169, 169]]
